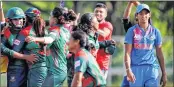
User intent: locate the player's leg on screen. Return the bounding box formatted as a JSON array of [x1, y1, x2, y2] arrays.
[[7, 65, 28, 87], [144, 65, 159, 87], [54, 72, 67, 87], [129, 66, 144, 87], [28, 66, 47, 87], [43, 70, 67, 87]]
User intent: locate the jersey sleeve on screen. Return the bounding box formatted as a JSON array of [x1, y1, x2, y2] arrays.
[[122, 18, 133, 32], [1, 39, 14, 57], [155, 29, 162, 46], [124, 27, 134, 44], [74, 57, 87, 73], [1, 29, 15, 57]]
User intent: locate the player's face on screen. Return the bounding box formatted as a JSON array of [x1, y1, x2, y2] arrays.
[[137, 9, 151, 24], [91, 17, 99, 31], [11, 18, 23, 28], [94, 7, 107, 22], [49, 15, 57, 27], [68, 37, 79, 52]]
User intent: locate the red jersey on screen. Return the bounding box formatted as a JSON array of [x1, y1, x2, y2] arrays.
[[97, 20, 113, 70]]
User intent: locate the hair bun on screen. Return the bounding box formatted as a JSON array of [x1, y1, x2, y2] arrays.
[[64, 10, 77, 21]]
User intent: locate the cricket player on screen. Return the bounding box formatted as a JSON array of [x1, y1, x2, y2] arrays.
[[94, 3, 114, 79], [124, 4, 167, 87], [12, 16, 48, 87], [25, 7, 77, 87], [68, 31, 106, 87], [1, 7, 29, 87]]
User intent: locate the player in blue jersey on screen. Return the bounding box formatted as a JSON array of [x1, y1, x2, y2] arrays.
[[124, 4, 167, 87]]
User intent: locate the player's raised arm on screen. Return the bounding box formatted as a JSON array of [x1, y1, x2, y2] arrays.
[[0, 1, 5, 23]]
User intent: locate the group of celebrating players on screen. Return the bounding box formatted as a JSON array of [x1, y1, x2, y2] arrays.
[[0, 1, 167, 87]]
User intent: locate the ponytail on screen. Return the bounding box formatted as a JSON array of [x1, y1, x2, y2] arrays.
[[63, 10, 77, 22], [33, 16, 46, 50]]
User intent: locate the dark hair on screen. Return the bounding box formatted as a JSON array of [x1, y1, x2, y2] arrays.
[[73, 13, 95, 35], [71, 30, 88, 48], [51, 7, 77, 24], [25, 15, 33, 27], [95, 3, 107, 11], [33, 16, 45, 50]]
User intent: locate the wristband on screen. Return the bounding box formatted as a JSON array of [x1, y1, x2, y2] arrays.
[[126, 68, 131, 71]]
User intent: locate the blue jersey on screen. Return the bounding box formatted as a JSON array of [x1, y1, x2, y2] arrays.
[[124, 24, 162, 66]]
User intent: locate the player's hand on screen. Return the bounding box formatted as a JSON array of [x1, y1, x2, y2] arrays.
[[126, 69, 136, 83], [24, 54, 38, 64], [25, 36, 36, 43], [160, 74, 167, 87], [129, 0, 140, 6], [76, 13, 80, 21]]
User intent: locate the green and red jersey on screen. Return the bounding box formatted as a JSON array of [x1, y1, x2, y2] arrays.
[[1, 27, 25, 66], [46, 25, 70, 74], [88, 33, 99, 58], [74, 48, 106, 86], [13, 25, 47, 67]]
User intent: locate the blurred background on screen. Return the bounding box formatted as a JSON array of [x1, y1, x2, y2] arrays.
[[1, 1, 173, 87]]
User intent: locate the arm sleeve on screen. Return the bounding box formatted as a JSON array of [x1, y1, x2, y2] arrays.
[[155, 29, 162, 46], [12, 33, 26, 52], [124, 28, 134, 44], [44, 30, 60, 44], [122, 18, 132, 32], [1, 36, 14, 57], [74, 57, 87, 73], [47, 30, 59, 40]]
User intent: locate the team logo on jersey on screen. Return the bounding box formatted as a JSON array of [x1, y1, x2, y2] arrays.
[[149, 35, 155, 40], [10, 76, 16, 82], [14, 39, 20, 45], [75, 60, 80, 68]]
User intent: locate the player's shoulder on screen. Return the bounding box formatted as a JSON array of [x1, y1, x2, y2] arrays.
[[49, 25, 61, 32], [20, 25, 32, 36], [75, 50, 86, 58], [3, 27, 11, 38], [150, 25, 161, 34], [75, 49, 88, 60], [127, 24, 137, 33]]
